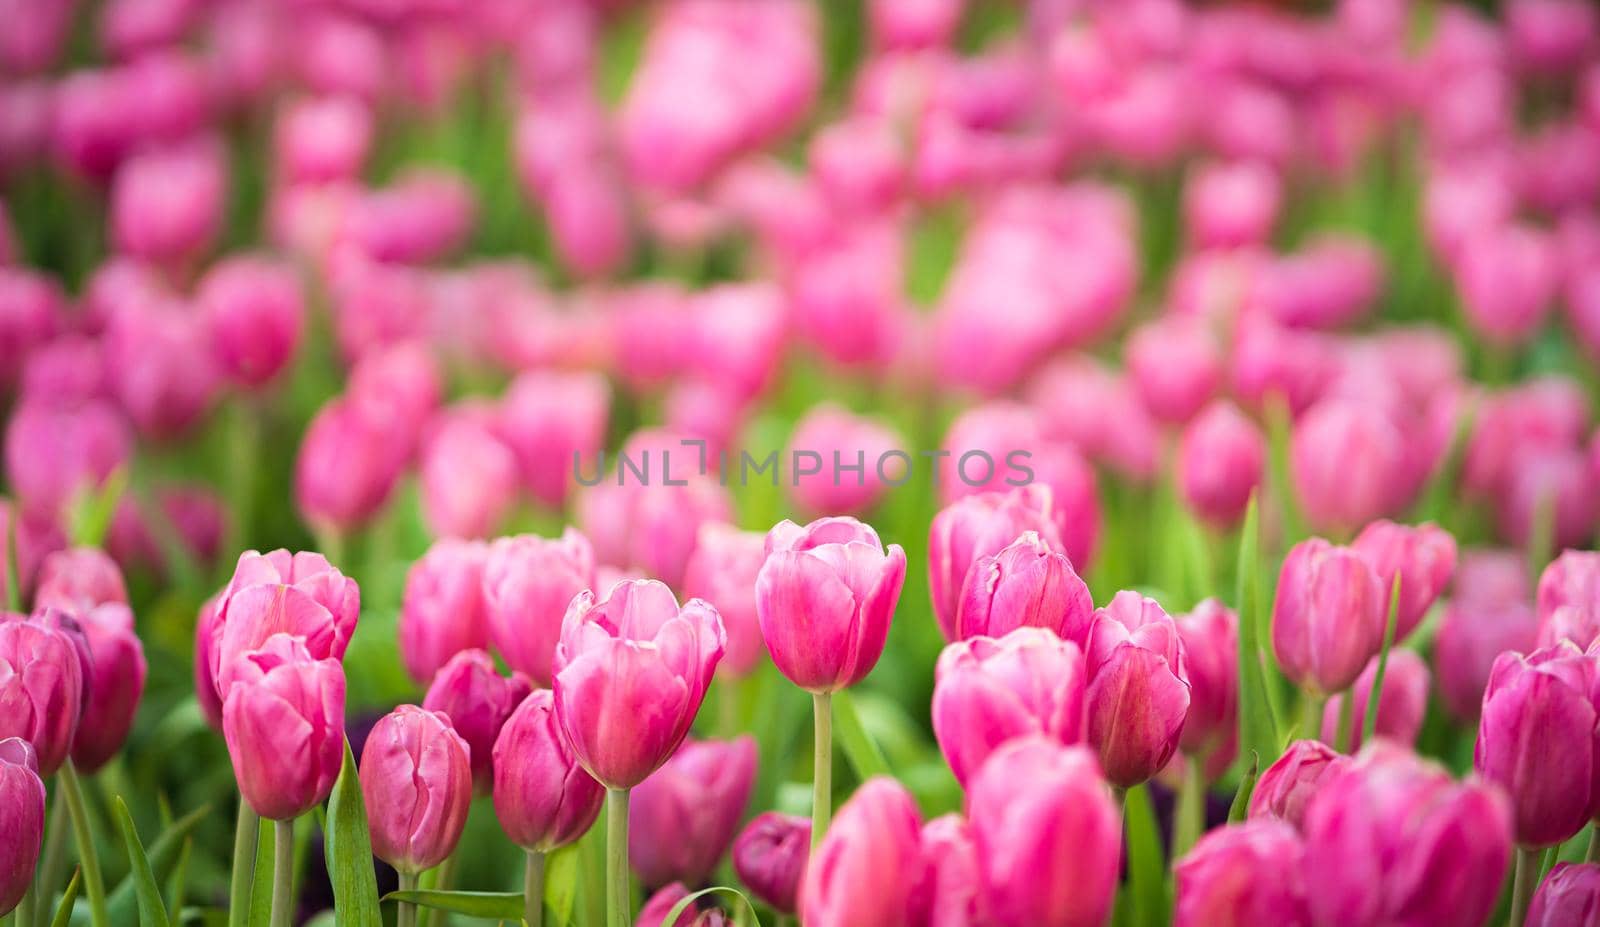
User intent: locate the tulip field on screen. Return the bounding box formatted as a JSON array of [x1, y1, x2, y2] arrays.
[[7, 0, 1600, 925]]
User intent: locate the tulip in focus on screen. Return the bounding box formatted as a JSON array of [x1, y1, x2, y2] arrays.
[[211, 548, 359, 698], [953, 530, 1094, 644], [1319, 650, 1430, 752], [0, 610, 87, 776], [1526, 862, 1600, 927], [492, 688, 604, 852], [1350, 519, 1457, 643], [1173, 820, 1309, 927], [1248, 739, 1348, 832], [423, 648, 533, 795], [0, 737, 45, 916], [481, 529, 595, 687], [1271, 538, 1387, 695], [360, 705, 472, 874], [1083, 592, 1191, 788], [732, 812, 809, 916], [222, 634, 345, 821], [630, 737, 757, 889], [799, 777, 923, 927], [929, 486, 1061, 641]]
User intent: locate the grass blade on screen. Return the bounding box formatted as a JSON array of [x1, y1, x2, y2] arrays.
[[111, 797, 171, 927], [831, 689, 891, 780], [1362, 577, 1403, 746], [324, 739, 383, 927], [1234, 495, 1280, 794]]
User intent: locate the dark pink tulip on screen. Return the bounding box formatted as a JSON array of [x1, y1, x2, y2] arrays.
[[1229, 320, 1338, 419], [689, 283, 788, 401], [1248, 739, 1348, 833], [399, 539, 489, 685], [1084, 592, 1191, 788], [1463, 377, 1588, 498], [273, 95, 373, 185], [1254, 237, 1383, 331], [868, 0, 961, 49], [212, 549, 359, 698], [5, 398, 131, 522], [954, 531, 1093, 644], [1507, 0, 1597, 75], [419, 413, 518, 540], [359, 705, 472, 874], [1476, 643, 1598, 847], [103, 295, 219, 440], [1320, 650, 1429, 752], [1183, 160, 1281, 249], [931, 627, 1087, 786], [800, 777, 923, 927], [787, 404, 903, 517], [0, 268, 65, 386], [1436, 555, 1540, 722], [967, 737, 1120, 927], [630, 737, 757, 889], [491, 688, 604, 851], [34, 546, 128, 612], [423, 649, 532, 795], [576, 464, 733, 592], [496, 370, 609, 509], [106, 484, 227, 577], [1271, 538, 1388, 695], [755, 516, 906, 693], [789, 222, 903, 369], [1175, 599, 1238, 765], [67, 601, 147, 772], [0, 737, 44, 915], [1527, 862, 1600, 926], [1290, 400, 1409, 534], [222, 633, 345, 821], [194, 594, 223, 730], [1539, 551, 1600, 649], [0, 0, 70, 73], [481, 529, 594, 687], [1174, 820, 1309, 927], [1178, 400, 1265, 529], [1350, 519, 1456, 642], [52, 69, 138, 181], [682, 523, 767, 678], [637, 882, 728, 927], [110, 139, 225, 268], [732, 812, 809, 915], [198, 255, 304, 388], [928, 486, 1061, 641], [913, 812, 985, 927], [100, 0, 202, 59], [553, 580, 724, 790], [295, 395, 405, 536], [0, 611, 85, 776], [121, 51, 210, 143], [1125, 316, 1223, 425], [1303, 743, 1512, 927]]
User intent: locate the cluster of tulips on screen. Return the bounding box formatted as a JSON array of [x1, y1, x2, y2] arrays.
[[5, 0, 1600, 924]]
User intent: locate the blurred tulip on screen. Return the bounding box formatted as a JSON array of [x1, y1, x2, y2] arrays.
[[1125, 316, 1223, 424], [953, 531, 1093, 644], [346, 169, 476, 265], [1254, 237, 1383, 331], [422, 649, 532, 795], [1178, 400, 1265, 528], [1507, 0, 1597, 75], [682, 523, 767, 678], [1230, 320, 1338, 418], [1083, 592, 1191, 787], [929, 486, 1061, 641], [787, 405, 903, 517], [1456, 224, 1558, 346], [630, 737, 757, 889], [913, 811, 985, 927], [198, 255, 304, 388], [419, 413, 519, 540], [1350, 520, 1457, 642], [1175, 599, 1237, 765], [399, 539, 490, 685], [194, 594, 223, 730], [34, 546, 128, 611], [273, 95, 373, 185], [1290, 400, 1409, 534], [0, 268, 65, 386], [1527, 862, 1600, 926], [1028, 357, 1160, 483], [68, 601, 147, 772], [0, 611, 86, 776], [1320, 650, 1429, 751], [1272, 538, 1387, 695], [1248, 739, 1348, 832], [103, 294, 220, 440], [1463, 377, 1588, 498], [295, 395, 405, 536], [492, 688, 604, 851], [222, 633, 345, 820], [732, 812, 809, 915], [481, 530, 595, 687], [360, 705, 472, 874], [1539, 551, 1600, 648], [1436, 556, 1541, 722], [800, 777, 923, 927], [110, 139, 226, 268], [0, 737, 44, 916], [211, 549, 359, 698], [755, 516, 906, 693], [576, 454, 734, 591], [1174, 820, 1309, 927], [497, 370, 610, 509], [1183, 160, 1281, 249], [1499, 448, 1599, 552], [869, 0, 962, 49], [637, 882, 728, 927]]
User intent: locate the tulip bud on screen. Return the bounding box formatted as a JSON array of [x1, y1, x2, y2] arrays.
[[1183, 160, 1281, 249], [553, 580, 724, 789], [419, 414, 518, 541], [1527, 862, 1600, 927], [1083, 592, 1191, 788], [953, 531, 1093, 644], [967, 737, 1121, 927], [1320, 650, 1429, 752], [0, 611, 86, 775], [755, 516, 906, 694], [1175, 599, 1238, 764], [68, 601, 147, 772], [1290, 400, 1410, 534], [497, 370, 610, 509], [1475, 644, 1599, 847], [103, 294, 220, 440], [929, 486, 1061, 641], [198, 255, 304, 388], [637, 882, 729, 927], [1303, 744, 1512, 926], [491, 688, 604, 851], [481, 530, 595, 687], [1271, 538, 1388, 695], [110, 139, 226, 267], [1174, 820, 1309, 927], [683, 524, 767, 678], [1538, 550, 1600, 649], [222, 634, 345, 820], [360, 705, 472, 874], [1350, 519, 1457, 642], [1248, 739, 1348, 833], [33, 546, 128, 611], [732, 813, 809, 915], [422, 649, 532, 795], [630, 737, 756, 889], [0, 737, 45, 916], [212, 549, 360, 698], [787, 405, 903, 517], [399, 539, 489, 685], [273, 95, 373, 185], [931, 628, 1087, 786], [1178, 401, 1265, 529], [295, 395, 405, 536], [800, 777, 923, 927], [1125, 316, 1224, 424]]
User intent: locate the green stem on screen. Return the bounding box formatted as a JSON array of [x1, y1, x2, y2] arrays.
[[1172, 754, 1206, 860], [423, 849, 459, 927], [811, 692, 834, 849], [228, 802, 260, 927], [524, 850, 546, 927], [56, 762, 107, 927], [1588, 827, 1600, 864], [1299, 693, 1325, 742], [31, 797, 68, 927], [270, 820, 294, 927], [13, 890, 32, 927], [606, 789, 630, 927], [1509, 847, 1540, 927], [1335, 688, 1356, 754], [397, 872, 418, 927]]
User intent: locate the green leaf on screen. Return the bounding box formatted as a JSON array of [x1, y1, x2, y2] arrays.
[[1264, 395, 1303, 545], [50, 869, 82, 927], [248, 820, 274, 927], [381, 891, 525, 918], [660, 886, 762, 927], [831, 690, 891, 780], [1228, 753, 1261, 824], [325, 739, 383, 927], [67, 467, 127, 548], [108, 803, 210, 924], [1123, 785, 1169, 927], [1233, 495, 1280, 791], [1362, 577, 1403, 746], [545, 844, 580, 927], [111, 797, 172, 927]]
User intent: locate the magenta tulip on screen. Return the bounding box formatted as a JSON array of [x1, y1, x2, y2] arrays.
[[422, 648, 533, 795], [1527, 862, 1600, 926], [1435, 590, 1541, 722], [1320, 650, 1430, 752], [109, 138, 225, 267], [1271, 538, 1387, 695], [1538, 551, 1600, 649], [491, 689, 604, 852], [1290, 400, 1410, 534], [732, 813, 809, 916], [1183, 160, 1281, 249], [419, 414, 518, 541], [294, 394, 405, 537], [399, 539, 490, 685], [212, 549, 359, 698], [800, 777, 923, 927], [637, 882, 728, 927], [221, 633, 345, 821], [1350, 519, 1457, 642], [576, 476, 733, 593], [481, 529, 595, 688], [1248, 740, 1348, 832], [1175, 599, 1238, 765], [68, 601, 147, 772], [0, 610, 86, 775], [1174, 820, 1309, 927], [929, 486, 1061, 641], [0, 737, 44, 916], [1125, 316, 1224, 425], [1084, 592, 1191, 788], [630, 737, 756, 889], [914, 812, 986, 927], [33, 546, 128, 611], [198, 255, 304, 388], [1178, 400, 1266, 529], [272, 95, 373, 185], [755, 517, 906, 693], [497, 370, 610, 509], [787, 404, 903, 517], [359, 705, 472, 874], [682, 523, 767, 678], [931, 628, 1087, 786], [953, 531, 1094, 644]]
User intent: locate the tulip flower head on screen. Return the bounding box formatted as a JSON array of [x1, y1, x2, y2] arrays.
[[1271, 538, 1388, 695], [491, 688, 604, 852], [221, 633, 345, 821], [1249, 739, 1349, 833], [1174, 820, 1310, 927], [682, 523, 768, 678], [630, 736, 757, 889], [481, 529, 595, 687], [0, 737, 45, 916], [800, 777, 924, 927], [733, 812, 810, 915], [929, 485, 1061, 641], [1350, 519, 1457, 643], [211, 549, 359, 699], [953, 531, 1094, 644], [1526, 862, 1600, 927], [0, 610, 87, 776], [1084, 592, 1191, 788], [398, 538, 490, 685], [422, 648, 533, 795], [360, 705, 472, 874]]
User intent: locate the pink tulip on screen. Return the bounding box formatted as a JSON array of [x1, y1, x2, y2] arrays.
[[1253, 237, 1384, 331], [869, 0, 962, 49], [1539, 551, 1600, 649], [1499, 448, 1599, 552], [689, 283, 788, 401], [34, 547, 128, 612], [1463, 377, 1588, 498], [1272, 538, 1388, 694], [1456, 224, 1558, 346], [682, 523, 767, 678], [1303, 743, 1512, 926], [732, 813, 809, 915], [1436, 553, 1540, 722], [419, 413, 519, 540], [755, 516, 906, 693], [1248, 739, 1348, 832], [491, 688, 604, 851], [931, 627, 1087, 786], [52, 69, 138, 181], [67, 601, 146, 773], [1125, 316, 1224, 424], [4, 397, 130, 523], [953, 531, 1093, 644], [294, 395, 405, 536], [398, 539, 490, 685], [0, 611, 85, 776], [103, 294, 220, 440], [637, 883, 728, 927], [481, 529, 595, 687], [1507, 0, 1597, 75], [1174, 820, 1309, 927], [1290, 400, 1410, 534], [110, 139, 226, 268], [967, 737, 1120, 927], [800, 777, 923, 927], [1083, 592, 1191, 788], [789, 222, 904, 369], [630, 737, 757, 889], [1527, 862, 1600, 926], [1183, 160, 1281, 249], [1178, 400, 1265, 529], [1319, 650, 1429, 752], [0, 268, 65, 386], [937, 402, 1042, 503], [422, 649, 533, 795], [0, 737, 44, 916], [913, 811, 985, 927], [211, 549, 359, 699], [359, 705, 472, 874], [1229, 320, 1339, 418], [553, 580, 724, 789], [1475, 643, 1599, 847], [1350, 519, 1457, 642], [1028, 357, 1160, 483], [273, 95, 373, 185], [787, 405, 903, 517], [576, 455, 734, 591], [347, 340, 442, 435], [222, 633, 345, 820], [497, 370, 610, 509], [1175, 599, 1238, 765], [346, 170, 476, 265], [0, 0, 70, 73], [809, 117, 905, 213], [198, 255, 304, 388], [194, 594, 223, 730], [929, 486, 1062, 641]]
